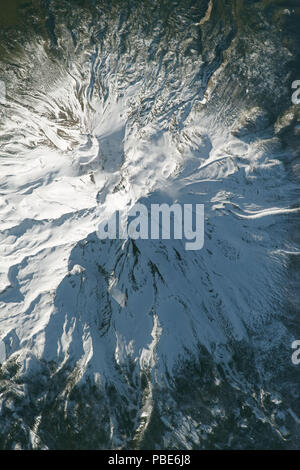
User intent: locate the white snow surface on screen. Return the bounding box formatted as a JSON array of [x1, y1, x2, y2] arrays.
[[0, 23, 298, 446]]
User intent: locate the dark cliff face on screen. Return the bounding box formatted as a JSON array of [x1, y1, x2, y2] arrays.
[[0, 0, 299, 450]]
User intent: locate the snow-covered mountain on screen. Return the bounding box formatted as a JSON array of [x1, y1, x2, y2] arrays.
[[0, 0, 299, 449]]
